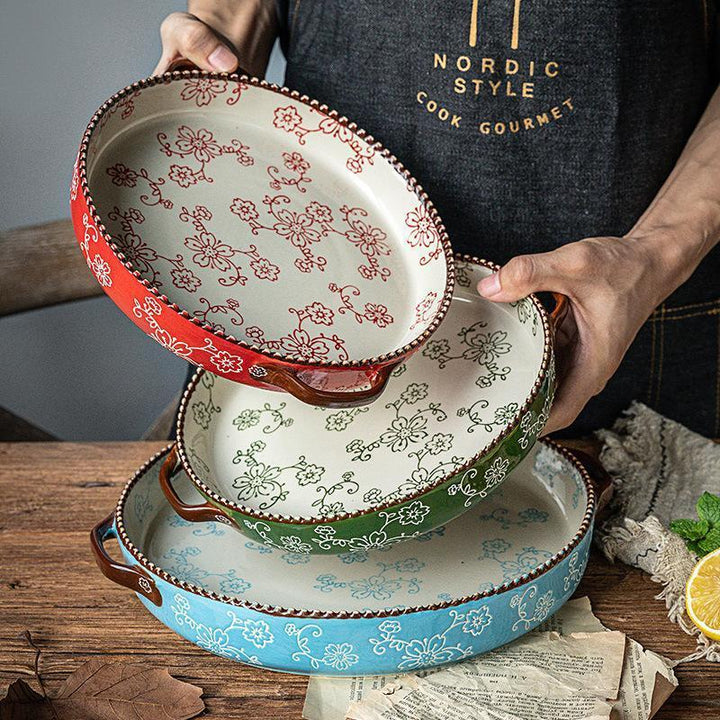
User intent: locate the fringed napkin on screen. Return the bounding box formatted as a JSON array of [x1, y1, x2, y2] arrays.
[[595, 401, 720, 663]]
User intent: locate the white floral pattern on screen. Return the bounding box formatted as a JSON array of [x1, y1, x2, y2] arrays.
[[172, 594, 271, 664], [369, 607, 490, 669], [285, 623, 360, 671]]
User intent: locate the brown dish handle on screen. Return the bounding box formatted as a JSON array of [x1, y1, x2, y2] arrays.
[[256, 363, 398, 408], [159, 445, 231, 524], [90, 514, 163, 607], [166, 57, 249, 76], [549, 292, 569, 329], [570, 449, 615, 520]]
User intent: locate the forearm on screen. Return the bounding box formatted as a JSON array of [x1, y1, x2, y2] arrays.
[[188, 0, 278, 76], [628, 84, 720, 298]]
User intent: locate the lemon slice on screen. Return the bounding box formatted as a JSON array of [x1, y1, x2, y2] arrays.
[[686, 547, 720, 641]]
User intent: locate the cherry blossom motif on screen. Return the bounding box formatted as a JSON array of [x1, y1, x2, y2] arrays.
[[158, 125, 254, 186], [108, 205, 203, 292], [211, 349, 243, 374], [273, 105, 303, 132], [339, 206, 391, 281], [304, 302, 335, 326], [180, 205, 279, 287], [271, 104, 376, 174], [363, 303, 394, 328], [230, 194, 326, 274], [248, 304, 349, 363], [180, 77, 228, 106], [267, 151, 312, 193], [329, 283, 395, 329], [306, 201, 333, 225], [89, 254, 112, 287], [317, 116, 355, 144], [171, 266, 202, 292], [405, 205, 442, 265], [115, 232, 159, 275], [153, 328, 194, 358], [274, 207, 321, 248], [143, 295, 164, 316], [230, 198, 259, 222], [106, 163, 173, 208], [186, 232, 236, 272], [229, 193, 397, 282], [107, 163, 138, 187], [410, 291, 439, 331], [168, 164, 197, 188], [175, 126, 223, 163], [132, 294, 246, 373], [180, 206, 246, 286], [249, 256, 280, 281]]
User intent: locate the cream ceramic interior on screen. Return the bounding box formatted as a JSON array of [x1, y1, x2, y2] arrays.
[[180, 260, 549, 518], [85, 77, 449, 362], [123, 443, 587, 613]]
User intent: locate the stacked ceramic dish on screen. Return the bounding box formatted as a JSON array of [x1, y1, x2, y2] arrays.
[[79, 69, 602, 675]]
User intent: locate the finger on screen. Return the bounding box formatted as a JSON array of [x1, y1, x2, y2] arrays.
[[541, 353, 606, 435], [159, 12, 238, 73], [153, 51, 175, 75], [477, 252, 561, 303]]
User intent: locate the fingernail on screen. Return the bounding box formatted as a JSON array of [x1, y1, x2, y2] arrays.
[[208, 45, 237, 72], [477, 272, 501, 298]]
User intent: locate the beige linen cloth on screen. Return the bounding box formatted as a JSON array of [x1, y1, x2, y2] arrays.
[[596, 402, 720, 663]]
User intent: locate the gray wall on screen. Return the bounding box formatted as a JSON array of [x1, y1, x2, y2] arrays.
[[0, 1, 286, 440]]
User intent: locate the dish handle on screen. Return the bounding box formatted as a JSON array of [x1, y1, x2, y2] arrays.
[[159, 445, 234, 525], [549, 293, 569, 329], [253, 363, 398, 407], [165, 57, 250, 76], [90, 514, 163, 607], [569, 449, 614, 520]]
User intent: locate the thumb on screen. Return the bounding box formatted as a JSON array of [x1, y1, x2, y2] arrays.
[[476, 253, 557, 303], [156, 12, 238, 74]]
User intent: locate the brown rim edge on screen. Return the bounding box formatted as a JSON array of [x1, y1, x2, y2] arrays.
[[76, 69, 456, 368], [112, 440, 595, 620], [174, 255, 555, 524]]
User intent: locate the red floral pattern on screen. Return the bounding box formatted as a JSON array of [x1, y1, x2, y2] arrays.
[[268, 151, 312, 193], [158, 125, 254, 186], [411, 291, 440, 331], [272, 105, 376, 175], [105, 163, 173, 209], [405, 206, 442, 266], [329, 283, 395, 329], [180, 77, 227, 106], [83, 79, 449, 373]]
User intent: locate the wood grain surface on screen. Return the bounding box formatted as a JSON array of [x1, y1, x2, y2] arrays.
[[0, 442, 717, 719], [0, 219, 103, 316]]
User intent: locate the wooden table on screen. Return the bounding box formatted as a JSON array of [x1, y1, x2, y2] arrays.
[[1, 442, 717, 718]]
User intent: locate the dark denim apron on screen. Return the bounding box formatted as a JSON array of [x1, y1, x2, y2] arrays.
[[268, 0, 720, 438]]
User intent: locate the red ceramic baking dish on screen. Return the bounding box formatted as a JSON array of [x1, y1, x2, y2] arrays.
[[70, 69, 455, 406]]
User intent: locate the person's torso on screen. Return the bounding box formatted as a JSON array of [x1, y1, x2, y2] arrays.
[[279, 1, 718, 299]]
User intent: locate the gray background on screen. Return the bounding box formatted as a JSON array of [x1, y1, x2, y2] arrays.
[[0, 1, 286, 440]]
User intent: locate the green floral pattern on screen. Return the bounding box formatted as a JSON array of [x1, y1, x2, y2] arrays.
[[233, 402, 294, 434], [191, 369, 553, 553], [180, 261, 554, 553]]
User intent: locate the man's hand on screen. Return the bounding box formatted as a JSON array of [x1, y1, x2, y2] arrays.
[[154, 12, 239, 74], [477, 236, 668, 434], [154, 3, 278, 77]]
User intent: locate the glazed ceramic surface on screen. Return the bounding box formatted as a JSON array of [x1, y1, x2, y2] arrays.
[[71, 71, 454, 404], [95, 442, 595, 675], [173, 257, 555, 553]]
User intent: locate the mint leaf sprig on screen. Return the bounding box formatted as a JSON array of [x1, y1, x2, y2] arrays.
[[670, 491, 720, 557]]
